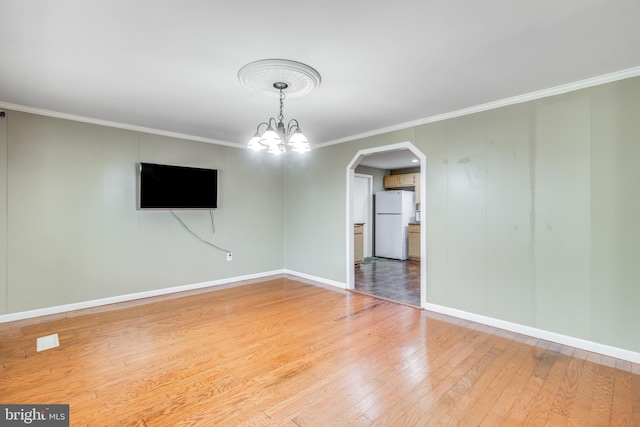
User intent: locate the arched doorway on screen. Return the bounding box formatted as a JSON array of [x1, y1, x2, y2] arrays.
[[346, 142, 427, 308]]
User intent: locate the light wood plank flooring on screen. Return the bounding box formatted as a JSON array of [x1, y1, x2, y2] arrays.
[[1, 277, 639, 426]]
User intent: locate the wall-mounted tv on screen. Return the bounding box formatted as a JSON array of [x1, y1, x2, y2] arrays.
[[139, 163, 218, 209]]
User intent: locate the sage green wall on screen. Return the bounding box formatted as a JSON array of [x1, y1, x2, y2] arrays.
[[284, 128, 416, 283], [2, 110, 284, 314], [283, 143, 349, 279], [284, 76, 640, 353], [590, 80, 640, 349], [2, 76, 639, 353]]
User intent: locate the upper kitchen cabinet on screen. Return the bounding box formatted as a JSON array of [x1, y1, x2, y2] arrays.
[[383, 172, 421, 204], [383, 173, 416, 188]]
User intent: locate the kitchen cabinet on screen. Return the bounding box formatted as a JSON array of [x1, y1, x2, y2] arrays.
[[408, 223, 420, 261], [383, 173, 416, 189], [354, 223, 364, 265], [384, 173, 421, 204]]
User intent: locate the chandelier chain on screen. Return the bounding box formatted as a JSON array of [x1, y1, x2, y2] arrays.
[[278, 89, 285, 124]]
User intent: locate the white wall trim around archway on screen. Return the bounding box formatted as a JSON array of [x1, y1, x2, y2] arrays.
[[346, 141, 427, 308]]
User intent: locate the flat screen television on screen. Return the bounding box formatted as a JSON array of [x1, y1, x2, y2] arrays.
[[139, 163, 218, 209]]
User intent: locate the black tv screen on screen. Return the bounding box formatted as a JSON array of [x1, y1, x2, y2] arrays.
[[139, 163, 218, 209]]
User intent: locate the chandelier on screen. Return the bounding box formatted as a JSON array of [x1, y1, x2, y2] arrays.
[[247, 82, 310, 154], [238, 59, 321, 155]]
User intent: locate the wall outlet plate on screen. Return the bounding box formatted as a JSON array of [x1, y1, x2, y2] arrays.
[[227, 252, 232, 261]]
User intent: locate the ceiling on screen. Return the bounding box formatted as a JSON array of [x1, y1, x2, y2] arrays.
[[358, 149, 420, 170], [1, 1, 639, 153]]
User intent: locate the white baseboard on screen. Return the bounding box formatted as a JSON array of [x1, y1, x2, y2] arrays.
[[423, 303, 640, 365], [0, 269, 341, 325], [282, 271, 640, 364], [0, 270, 285, 324], [284, 269, 347, 290], [3, 270, 638, 365]]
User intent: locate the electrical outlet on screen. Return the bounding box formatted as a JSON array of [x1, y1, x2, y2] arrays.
[[227, 252, 232, 261]]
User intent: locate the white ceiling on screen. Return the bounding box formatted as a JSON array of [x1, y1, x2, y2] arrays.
[[358, 149, 420, 170], [1, 1, 639, 152]]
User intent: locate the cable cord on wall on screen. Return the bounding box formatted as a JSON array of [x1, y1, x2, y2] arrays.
[[170, 210, 230, 254], [209, 209, 216, 234]]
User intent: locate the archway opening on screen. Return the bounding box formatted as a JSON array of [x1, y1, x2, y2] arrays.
[[346, 142, 427, 308]]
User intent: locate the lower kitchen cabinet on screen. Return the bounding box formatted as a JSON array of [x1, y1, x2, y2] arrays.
[[354, 223, 364, 265], [408, 223, 420, 261]]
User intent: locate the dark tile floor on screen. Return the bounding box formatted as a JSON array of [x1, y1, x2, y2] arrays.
[[354, 257, 420, 306]]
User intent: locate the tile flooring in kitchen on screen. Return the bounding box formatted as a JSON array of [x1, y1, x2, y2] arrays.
[[354, 257, 420, 307]]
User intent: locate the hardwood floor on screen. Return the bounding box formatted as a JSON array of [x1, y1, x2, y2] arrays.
[[355, 258, 420, 306], [1, 276, 639, 426]]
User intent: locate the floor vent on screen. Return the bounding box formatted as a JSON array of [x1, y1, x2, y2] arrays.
[[36, 333, 60, 352]]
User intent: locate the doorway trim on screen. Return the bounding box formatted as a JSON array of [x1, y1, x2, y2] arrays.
[[353, 173, 373, 259], [346, 141, 427, 308]]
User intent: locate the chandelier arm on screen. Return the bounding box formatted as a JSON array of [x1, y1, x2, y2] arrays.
[[255, 122, 271, 134], [286, 119, 301, 134]]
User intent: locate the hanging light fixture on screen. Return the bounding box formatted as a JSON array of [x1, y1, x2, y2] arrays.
[[238, 59, 321, 155], [246, 82, 310, 154]]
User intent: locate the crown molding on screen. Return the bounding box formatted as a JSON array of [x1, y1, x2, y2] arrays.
[[2, 66, 639, 151], [0, 101, 243, 149], [316, 65, 640, 148]]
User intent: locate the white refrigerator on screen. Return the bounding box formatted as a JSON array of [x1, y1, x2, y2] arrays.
[[374, 190, 416, 260]]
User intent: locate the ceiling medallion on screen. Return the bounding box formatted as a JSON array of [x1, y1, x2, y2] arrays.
[[238, 59, 321, 98]]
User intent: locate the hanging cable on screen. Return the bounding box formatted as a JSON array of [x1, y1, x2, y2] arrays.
[[209, 209, 216, 234], [171, 210, 230, 254]]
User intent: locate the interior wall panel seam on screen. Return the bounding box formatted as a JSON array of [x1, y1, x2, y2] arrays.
[[56, 119, 61, 307], [1, 114, 6, 314], [530, 100, 538, 329], [483, 112, 488, 316], [136, 131, 142, 293]]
